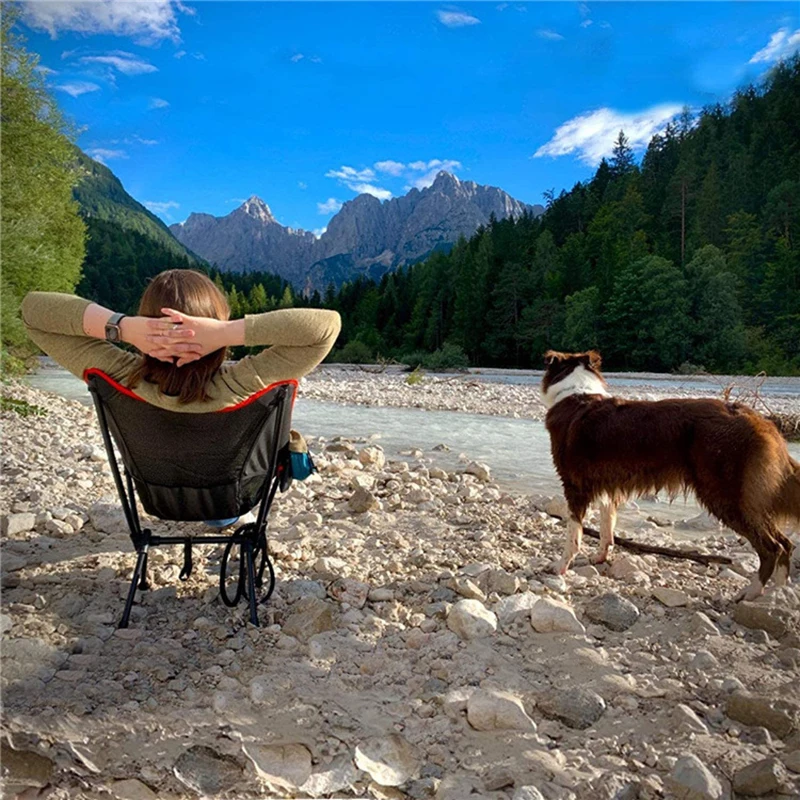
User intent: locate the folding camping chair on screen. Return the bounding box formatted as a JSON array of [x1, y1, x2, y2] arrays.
[[86, 369, 297, 629]]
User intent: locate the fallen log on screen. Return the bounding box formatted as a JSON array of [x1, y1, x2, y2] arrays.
[[582, 526, 733, 565]]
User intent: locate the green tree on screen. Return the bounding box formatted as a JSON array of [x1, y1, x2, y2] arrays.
[[1, 9, 86, 361], [562, 286, 602, 351]]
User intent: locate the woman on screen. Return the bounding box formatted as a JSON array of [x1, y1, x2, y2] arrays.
[[22, 269, 341, 524]]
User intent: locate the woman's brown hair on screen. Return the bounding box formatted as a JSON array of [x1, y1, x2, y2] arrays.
[[128, 269, 230, 404]]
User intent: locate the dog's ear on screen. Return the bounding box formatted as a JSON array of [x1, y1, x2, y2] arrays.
[[587, 350, 602, 370], [543, 350, 562, 366]]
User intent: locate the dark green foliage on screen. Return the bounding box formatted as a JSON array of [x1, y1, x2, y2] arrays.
[[73, 150, 199, 263], [1, 9, 86, 364], [1, 396, 47, 418], [320, 57, 800, 374]]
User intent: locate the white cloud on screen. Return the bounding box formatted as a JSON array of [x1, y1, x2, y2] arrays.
[[192, 52, 205, 61], [352, 184, 392, 200], [537, 29, 564, 41], [580, 20, 592, 28], [35, 65, 57, 75], [309, 55, 322, 64], [312, 227, 327, 238], [149, 97, 169, 109], [22, 0, 187, 45], [144, 200, 180, 215], [749, 28, 800, 64], [225, 197, 247, 204], [437, 10, 481, 28], [56, 81, 100, 97], [407, 158, 463, 189], [374, 160, 407, 176], [291, 53, 304, 62], [298, 181, 308, 190], [317, 197, 343, 215], [326, 165, 377, 183], [86, 147, 128, 163], [131, 135, 159, 145], [79, 52, 157, 75], [533, 104, 682, 165], [174, 50, 186, 59], [578, 3, 591, 17]]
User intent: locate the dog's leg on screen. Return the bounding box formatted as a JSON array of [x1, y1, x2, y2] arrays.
[[772, 531, 793, 587], [593, 496, 617, 564], [557, 515, 584, 575]]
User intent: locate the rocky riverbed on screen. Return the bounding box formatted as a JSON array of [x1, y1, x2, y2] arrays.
[[2, 381, 800, 800], [302, 368, 800, 424]]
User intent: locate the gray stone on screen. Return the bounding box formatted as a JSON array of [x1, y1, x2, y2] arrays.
[[513, 788, 547, 800], [530, 597, 585, 634], [242, 742, 312, 789], [652, 587, 690, 607], [2, 637, 68, 682], [1, 512, 36, 536], [732, 757, 785, 797], [464, 461, 491, 482], [0, 743, 54, 790], [282, 597, 336, 643], [283, 579, 327, 603], [348, 486, 377, 513], [359, 446, 386, 469], [328, 577, 370, 608], [300, 754, 359, 797], [487, 568, 522, 596], [666, 754, 723, 800], [537, 687, 606, 730], [173, 745, 243, 795], [466, 688, 536, 732], [446, 599, 497, 640], [673, 704, 709, 735], [111, 778, 158, 800], [88, 502, 127, 534], [726, 691, 799, 740], [782, 750, 800, 773], [585, 593, 640, 631], [1, 554, 28, 573], [355, 734, 420, 787], [495, 592, 539, 627], [733, 602, 793, 639]]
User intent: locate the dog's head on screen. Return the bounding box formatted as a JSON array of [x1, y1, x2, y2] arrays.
[[541, 350, 605, 402]]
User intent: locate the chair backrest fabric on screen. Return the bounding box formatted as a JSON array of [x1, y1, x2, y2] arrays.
[[86, 370, 296, 521]]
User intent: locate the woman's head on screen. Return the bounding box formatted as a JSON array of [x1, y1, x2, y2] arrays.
[[128, 269, 230, 404]]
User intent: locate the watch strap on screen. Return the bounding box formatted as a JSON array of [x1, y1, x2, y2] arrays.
[[105, 313, 127, 342]]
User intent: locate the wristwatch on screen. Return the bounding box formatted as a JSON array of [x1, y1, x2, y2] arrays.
[[104, 313, 127, 343]]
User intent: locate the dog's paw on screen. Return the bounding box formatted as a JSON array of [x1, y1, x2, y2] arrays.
[[734, 579, 765, 603], [591, 549, 612, 565], [551, 558, 569, 575]]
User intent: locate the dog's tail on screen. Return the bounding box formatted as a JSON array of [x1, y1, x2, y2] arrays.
[[774, 457, 800, 521]]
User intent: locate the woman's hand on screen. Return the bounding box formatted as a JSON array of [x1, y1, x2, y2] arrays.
[[120, 315, 204, 367], [146, 308, 237, 367]]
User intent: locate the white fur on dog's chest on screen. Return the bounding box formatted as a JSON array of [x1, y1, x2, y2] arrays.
[[542, 365, 611, 409]]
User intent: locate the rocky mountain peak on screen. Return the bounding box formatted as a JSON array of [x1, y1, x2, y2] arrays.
[[238, 195, 275, 223], [431, 171, 460, 192]]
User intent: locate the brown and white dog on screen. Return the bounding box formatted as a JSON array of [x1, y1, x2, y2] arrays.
[[542, 350, 800, 600]]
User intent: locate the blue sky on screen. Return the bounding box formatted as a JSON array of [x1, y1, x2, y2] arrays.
[[21, 2, 800, 233]]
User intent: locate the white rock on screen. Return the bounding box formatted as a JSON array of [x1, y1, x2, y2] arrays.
[[446, 599, 497, 640], [300, 754, 359, 797], [530, 598, 585, 634], [359, 446, 386, 470], [465, 461, 491, 482], [653, 587, 690, 607], [111, 778, 157, 800], [354, 734, 420, 787], [242, 743, 312, 789], [88, 502, 127, 534], [544, 497, 569, 518], [513, 788, 546, 800], [467, 689, 536, 731], [348, 487, 377, 514], [1, 512, 36, 536], [667, 754, 723, 800], [494, 592, 539, 627]]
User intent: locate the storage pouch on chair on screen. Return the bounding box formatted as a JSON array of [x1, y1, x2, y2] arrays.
[[288, 429, 316, 481]]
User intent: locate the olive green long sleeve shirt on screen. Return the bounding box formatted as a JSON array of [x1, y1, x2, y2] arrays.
[[21, 292, 341, 413]]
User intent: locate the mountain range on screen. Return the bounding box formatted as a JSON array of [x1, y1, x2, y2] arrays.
[[170, 172, 542, 290]]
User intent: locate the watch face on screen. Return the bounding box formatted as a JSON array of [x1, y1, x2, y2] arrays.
[[105, 324, 121, 343]]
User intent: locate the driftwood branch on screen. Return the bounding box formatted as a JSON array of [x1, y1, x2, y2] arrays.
[[582, 526, 733, 566]]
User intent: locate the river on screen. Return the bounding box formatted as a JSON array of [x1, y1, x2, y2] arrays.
[[25, 361, 800, 537]]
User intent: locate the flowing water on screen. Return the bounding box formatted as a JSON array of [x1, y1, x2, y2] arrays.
[[25, 362, 800, 538]]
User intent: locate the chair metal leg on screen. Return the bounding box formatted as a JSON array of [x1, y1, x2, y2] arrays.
[[120, 546, 148, 628], [138, 550, 150, 590], [243, 539, 260, 627]]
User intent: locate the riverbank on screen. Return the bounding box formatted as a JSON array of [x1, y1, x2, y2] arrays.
[[302, 367, 800, 435], [2, 381, 800, 799]]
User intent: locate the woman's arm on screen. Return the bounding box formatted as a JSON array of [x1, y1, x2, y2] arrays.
[[153, 306, 341, 386], [21, 293, 201, 380]]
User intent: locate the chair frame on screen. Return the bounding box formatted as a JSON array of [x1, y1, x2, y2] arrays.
[[88, 376, 293, 629]]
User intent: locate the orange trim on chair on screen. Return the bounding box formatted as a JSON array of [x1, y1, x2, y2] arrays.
[[83, 368, 298, 413]]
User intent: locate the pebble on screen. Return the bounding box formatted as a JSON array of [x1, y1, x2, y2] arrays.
[[466, 688, 537, 731], [172, 745, 243, 795], [652, 587, 690, 607], [530, 597, 585, 634], [733, 757, 785, 797], [242, 742, 312, 789], [355, 734, 420, 787], [537, 687, 606, 730], [667, 753, 723, 800], [1, 512, 36, 536], [446, 599, 497, 639], [281, 597, 337, 642], [584, 592, 640, 631]]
